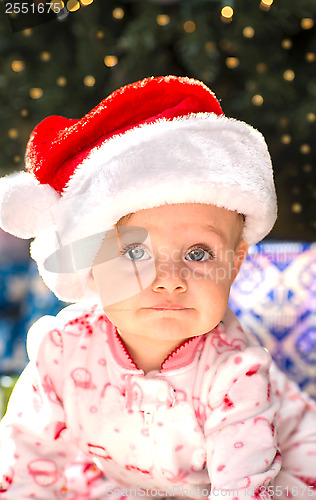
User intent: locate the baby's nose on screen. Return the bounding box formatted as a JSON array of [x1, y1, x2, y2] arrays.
[[152, 255, 188, 293]]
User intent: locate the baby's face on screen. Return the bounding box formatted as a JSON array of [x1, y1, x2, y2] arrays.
[[92, 203, 248, 344]]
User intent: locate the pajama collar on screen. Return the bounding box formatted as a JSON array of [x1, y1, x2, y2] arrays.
[[106, 322, 207, 373]]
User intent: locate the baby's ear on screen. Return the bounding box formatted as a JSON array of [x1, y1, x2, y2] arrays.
[[231, 239, 248, 283]]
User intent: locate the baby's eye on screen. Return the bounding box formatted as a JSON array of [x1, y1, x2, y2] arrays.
[[185, 246, 215, 262], [121, 244, 151, 261]]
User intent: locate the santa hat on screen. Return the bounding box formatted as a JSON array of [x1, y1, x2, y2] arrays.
[[0, 75, 277, 302]]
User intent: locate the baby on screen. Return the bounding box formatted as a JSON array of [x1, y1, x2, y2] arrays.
[[0, 76, 315, 500]]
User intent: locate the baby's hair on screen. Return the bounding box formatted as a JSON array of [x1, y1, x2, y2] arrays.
[[116, 213, 135, 225]]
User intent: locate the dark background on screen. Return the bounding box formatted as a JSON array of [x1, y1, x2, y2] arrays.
[[0, 0, 315, 241]]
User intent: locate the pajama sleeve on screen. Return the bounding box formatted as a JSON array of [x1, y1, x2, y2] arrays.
[[204, 346, 281, 500], [0, 315, 81, 499]]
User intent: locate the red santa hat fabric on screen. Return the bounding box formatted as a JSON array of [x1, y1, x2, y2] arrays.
[[0, 75, 277, 302]]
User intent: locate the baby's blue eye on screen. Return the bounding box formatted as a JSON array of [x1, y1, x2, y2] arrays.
[[185, 248, 213, 262], [122, 245, 150, 261]]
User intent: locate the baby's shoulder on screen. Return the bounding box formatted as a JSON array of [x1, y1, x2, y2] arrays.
[[26, 300, 109, 360]]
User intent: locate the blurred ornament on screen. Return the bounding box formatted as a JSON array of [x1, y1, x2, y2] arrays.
[[243, 26, 255, 38], [104, 56, 118, 67], [67, 0, 80, 12], [252, 94, 264, 106], [291, 203, 302, 213], [51, 0, 64, 12], [83, 75, 95, 87], [306, 113, 316, 123], [279, 117, 289, 127], [11, 60, 25, 72], [226, 57, 239, 69], [300, 144, 311, 155], [183, 20, 196, 33], [8, 129, 18, 139], [221, 6, 233, 18], [256, 63, 267, 74], [221, 6, 233, 23], [29, 88, 43, 99], [56, 76, 67, 87], [305, 52, 316, 63], [303, 164, 312, 173], [281, 134, 291, 145], [112, 8, 124, 20], [205, 41, 216, 52], [283, 69, 295, 81], [281, 39, 292, 50], [157, 14, 170, 26], [40, 52, 51, 62], [301, 18, 314, 30]]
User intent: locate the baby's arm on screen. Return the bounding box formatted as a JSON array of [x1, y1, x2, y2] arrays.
[[270, 361, 316, 496], [205, 346, 280, 499], [0, 316, 80, 498]]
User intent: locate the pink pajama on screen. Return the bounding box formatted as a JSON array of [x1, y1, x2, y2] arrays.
[[0, 302, 315, 499]]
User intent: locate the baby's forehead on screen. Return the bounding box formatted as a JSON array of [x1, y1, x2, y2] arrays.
[[120, 203, 240, 225], [117, 203, 242, 246]]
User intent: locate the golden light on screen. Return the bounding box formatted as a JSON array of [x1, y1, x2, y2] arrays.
[[104, 55, 118, 67], [303, 164, 312, 173], [300, 144, 311, 155], [20, 109, 29, 117], [81, 0, 94, 5], [22, 29, 32, 36], [221, 6, 233, 18], [301, 18, 314, 30], [279, 117, 289, 127], [305, 52, 316, 62], [291, 203, 302, 214], [252, 94, 264, 106], [96, 30, 104, 39], [29, 88, 43, 99], [8, 128, 19, 139], [183, 21, 196, 33], [40, 51, 51, 62], [56, 76, 67, 87], [157, 14, 170, 26], [256, 63, 267, 74], [67, 0, 80, 12], [51, 0, 64, 11], [283, 69, 295, 81], [281, 39, 292, 49], [13, 156, 21, 163], [281, 134, 291, 145], [83, 75, 95, 87], [261, 0, 273, 5], [226, 57, 239, 69], [205, 41, 216, 52], [306, 113, 316, 122], [11, 60, 25, 72], [243, 26, 254, 38], [112, 7, 124, 19]]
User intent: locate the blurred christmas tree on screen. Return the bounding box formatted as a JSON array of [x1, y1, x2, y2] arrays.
[[0, 0, 315, 240]]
